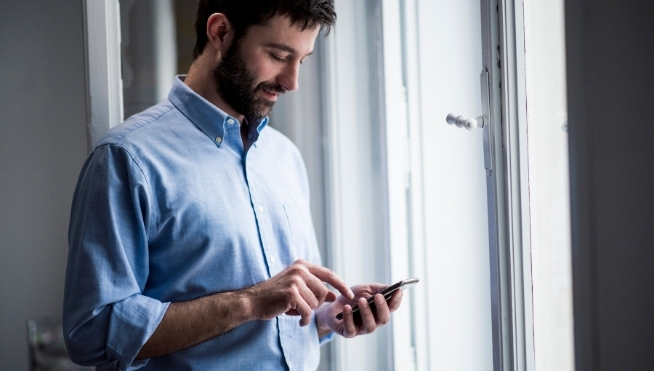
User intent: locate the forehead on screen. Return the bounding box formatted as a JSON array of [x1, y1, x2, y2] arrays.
[[239, 15, 321, 56]]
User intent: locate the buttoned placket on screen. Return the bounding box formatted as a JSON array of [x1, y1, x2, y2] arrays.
[[241, 130, 299, 371], [241, 130, 281, 279]]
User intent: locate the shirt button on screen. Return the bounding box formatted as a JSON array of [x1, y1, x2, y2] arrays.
[[227, 118, 235, 125], [215, 136, 222, 143], [270, 256, 277, 263], [258, 205, 264, 212]]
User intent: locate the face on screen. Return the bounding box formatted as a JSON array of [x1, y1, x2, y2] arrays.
[[213, 16, 320, 120]]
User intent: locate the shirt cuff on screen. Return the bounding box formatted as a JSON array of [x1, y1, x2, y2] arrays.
[[106, 295, 170, 370], [319, 331, 335, 346]]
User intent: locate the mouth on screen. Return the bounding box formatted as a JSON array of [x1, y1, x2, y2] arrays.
[[258, 86, 285, 101]]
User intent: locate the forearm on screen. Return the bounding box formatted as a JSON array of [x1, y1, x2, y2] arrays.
[[136, 290, 253, 360], [137, 260, 353, 359]]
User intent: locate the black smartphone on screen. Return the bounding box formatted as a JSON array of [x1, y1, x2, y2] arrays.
[[335, 278, 419, 320]]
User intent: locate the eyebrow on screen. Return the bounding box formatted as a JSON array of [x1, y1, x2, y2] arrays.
[[263, 43, 314, 57]]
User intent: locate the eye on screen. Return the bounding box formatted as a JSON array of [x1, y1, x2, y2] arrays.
[[269, 53, 286, 63]]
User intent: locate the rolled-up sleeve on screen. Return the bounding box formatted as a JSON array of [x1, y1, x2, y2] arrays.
[[63, 144, 168, 370]]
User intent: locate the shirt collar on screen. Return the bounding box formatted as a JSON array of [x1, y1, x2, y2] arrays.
[[167, 75, 269, 148]]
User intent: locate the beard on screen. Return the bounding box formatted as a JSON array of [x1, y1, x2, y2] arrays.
[[212, 43, 286, 120]]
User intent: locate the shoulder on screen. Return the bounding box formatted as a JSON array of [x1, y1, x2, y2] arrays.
[[96, 100, 177, 149]]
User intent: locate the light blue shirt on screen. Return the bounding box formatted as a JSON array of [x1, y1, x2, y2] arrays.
[[64, 76, 327, 370]]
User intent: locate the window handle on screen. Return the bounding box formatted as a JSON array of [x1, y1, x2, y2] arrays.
[[446, 113, 486, 131]]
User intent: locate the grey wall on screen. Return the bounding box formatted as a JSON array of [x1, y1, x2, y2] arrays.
[[0, 1, 89, 370], [566, 0, 654, 370]]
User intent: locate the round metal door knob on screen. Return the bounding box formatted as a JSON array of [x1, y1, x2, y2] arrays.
[[446, 113, 484, 131]]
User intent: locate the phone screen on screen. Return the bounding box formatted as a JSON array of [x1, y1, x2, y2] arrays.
[[335, 278, 419, 320]]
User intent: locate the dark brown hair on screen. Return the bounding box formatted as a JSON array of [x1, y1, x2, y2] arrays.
[[193, 0, 336, 60]]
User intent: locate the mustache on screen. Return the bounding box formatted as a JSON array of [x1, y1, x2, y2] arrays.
[[256, 82, 287, 95]]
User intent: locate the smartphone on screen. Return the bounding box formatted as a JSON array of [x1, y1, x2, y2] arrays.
[[335, 278, 419, 320]]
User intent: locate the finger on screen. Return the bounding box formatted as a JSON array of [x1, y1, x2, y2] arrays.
[[303, 276, 334, 305], [341, 304, 357, 338], [305, 264, 354, 299], [294, 298, 314, 327], [373, 294, 391, 325], [288, 260, 351, 302], [296, 282, 321, 310], [387, 289, 404, 312], [358, 297, 377, 334], [324, 290, 337, 302], [367, 283, 389, 293]]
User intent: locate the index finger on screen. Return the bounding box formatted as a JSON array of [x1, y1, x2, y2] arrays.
[[307, 264, 354, 299]]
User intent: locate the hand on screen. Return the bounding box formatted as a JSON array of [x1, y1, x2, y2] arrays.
[[315, 284, 404, 338], [243, 260, 354, 327]]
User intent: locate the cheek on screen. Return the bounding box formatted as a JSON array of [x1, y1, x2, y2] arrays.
[[247, 54, 280, 83], [254, 63, 280, 84]]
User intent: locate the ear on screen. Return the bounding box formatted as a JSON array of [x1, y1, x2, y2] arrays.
[[206, 13, 235, 58]]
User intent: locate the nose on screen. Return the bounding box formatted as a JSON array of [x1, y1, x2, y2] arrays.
[[278, 62, 300, 92]]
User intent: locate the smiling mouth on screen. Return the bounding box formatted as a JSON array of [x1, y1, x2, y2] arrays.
[[258, 89, 281, 102], [258, 84, 286, 100]]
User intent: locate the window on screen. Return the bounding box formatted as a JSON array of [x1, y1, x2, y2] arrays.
[[85, 0, 574, 369], [323, 0, 574, 370], [323, 1, 494, 369]]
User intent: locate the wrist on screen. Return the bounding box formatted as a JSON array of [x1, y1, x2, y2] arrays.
[[314, 305, 333, 338], [207, 290, 256, 329], [237, 287, 259, 322]]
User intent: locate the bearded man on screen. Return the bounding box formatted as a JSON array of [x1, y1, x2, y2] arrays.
[[63, 1, 403, 370]]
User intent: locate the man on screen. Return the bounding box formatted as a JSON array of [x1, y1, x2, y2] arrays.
[[64, 1, 403, 370]]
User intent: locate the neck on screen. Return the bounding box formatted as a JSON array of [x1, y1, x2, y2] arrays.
[[184, 55, 246, 124]]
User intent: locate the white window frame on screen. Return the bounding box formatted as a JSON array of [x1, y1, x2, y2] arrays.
[[494, 0, 535, 369], [494, 0, 574, 369], [83, 0, 123, 149], [365, 0, 540, 370], [375, 0, 535, 368]]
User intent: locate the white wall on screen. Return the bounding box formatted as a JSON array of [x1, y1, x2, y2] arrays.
[[523, 0, 574, 369], [0, 1, 89, 370]]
